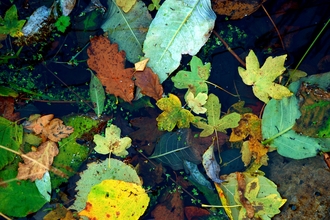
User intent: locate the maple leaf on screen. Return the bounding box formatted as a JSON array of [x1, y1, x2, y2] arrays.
[[0, 5, 26, 37], [193, 94, 240, 137], [156, 94, 194, 131], [238, 50, 292, 103], [17, 141, 59, 181], [23, 114, 74, 142], [171, 56, 210, 95], [134, 67, 163, 101], [93, 124, 132, 157], [185, 91, 207, 114], [230, 113, 268, 166], [87, 36, 135, 102]]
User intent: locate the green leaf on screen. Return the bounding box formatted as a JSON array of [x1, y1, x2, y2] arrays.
[[70, 158, 141, 212], [0, 5, 26, 37], [143, 0, 216, 83], [156, 94, 194, 131], [93, 124, 132, 156], [54, 15, 70, 33], [172, 56, 211, 95], [0, 86, 18, 97], [89, 72, 105, 117], [238, 50, 292, 103], [0, 117, 23, 170], [193, 94, 240, 137], [101, 0, 152, 63]]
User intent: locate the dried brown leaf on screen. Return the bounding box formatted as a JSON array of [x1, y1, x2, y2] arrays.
[[43, 118, 74, 142], [17, 141, 59, 181], [87, 36, 135, 102], [0, 97, 20, 121], [134, 67, 163, 101]]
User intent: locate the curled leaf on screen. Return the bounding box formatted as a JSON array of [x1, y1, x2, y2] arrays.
[[202, 143, 223, 184]]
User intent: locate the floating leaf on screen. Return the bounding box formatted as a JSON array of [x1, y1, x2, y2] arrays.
[[89, 72, 105, 117], [93, 124, 132, 156], [102, 0, 152, 63], [79, 179, 149, 219], [70, 158, 141, 212], [87, 36, 135, 102], [202, 143, 223, 183], [156, 94, 194, 131], [143, 0, 216, 83], [17, 141, 59, 181], [0, 86, 18, 97], [116, 0, 136, 12], [238, 50, 292, 103], [134, 67, 163, 101], [185, 92, 208, 114], [172, 56, 211, 95], [0, 5, 26, 37], [193, 94, 240, 137]]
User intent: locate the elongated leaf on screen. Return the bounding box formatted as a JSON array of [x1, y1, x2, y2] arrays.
[[149, 129, 201, 170], [102, 0, 152, 63], [89, 72, 105, 117], [202, 143, 223, 183], [143, 0, 216, 83]]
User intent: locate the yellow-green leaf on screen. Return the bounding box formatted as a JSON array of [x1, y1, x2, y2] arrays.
[[238, 50, 292, 103], [0, 5, 26, 37], [185, 92, 207, 114], [93, 124, 132, 156], [79, 179, 149, 219], [156, 94, 194, 131]]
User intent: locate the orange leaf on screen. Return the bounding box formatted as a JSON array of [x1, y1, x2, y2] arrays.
[[134, 67, 163, 101], [24, 114, 54, 134], [236, 172, 254, 218], [87, 36, 135, 102], [17, 141, 59, 181]]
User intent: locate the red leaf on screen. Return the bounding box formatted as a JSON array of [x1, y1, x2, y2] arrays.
[[134, 67, 163, 101], [87, 36, 135, 102]]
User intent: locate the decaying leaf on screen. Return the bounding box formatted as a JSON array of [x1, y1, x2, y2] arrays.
[[193, 94, 240, 137], [156, 94, 194, 131], [185, 92, 208, 114], [93, 124, 132, 156], [236, 172, 254, 218], [238, 50, 292, 103], [87, 35, 135, 102], [134, 67, 163, 101], [230, 113, 268, 166], [202, 143, 223, 183], [79, 179, 149, 219], [0, 96, 20, 121], [17, 141, 59, 181], [23, 114, 74, 142]]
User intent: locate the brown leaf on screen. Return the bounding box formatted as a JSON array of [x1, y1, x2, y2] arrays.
[[17, 141, 59, 181], [24, 114, 54, 134], [0, 97, 20, 121], [87, 36, 135, 102], [236, 172, 254, 218], [151, 190, 184, 220], [184, 206, 210, 220], [134, 67, 163, 101], [43, 118, 75, 142]]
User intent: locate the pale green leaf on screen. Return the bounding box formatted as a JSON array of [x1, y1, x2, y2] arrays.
[[35, 171, 51, 202], [238, 50, 292, 103], [185, 92, 208, 114], [89, 72, 105, 117], [143, 0, 216, 83]]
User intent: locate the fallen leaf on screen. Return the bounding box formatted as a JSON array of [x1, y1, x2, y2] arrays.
[[184, 206, 210, 220], [93, 124, 132, 156], [135, 58, 149, 71], [193, 94, 241, 137], [134, 67, 163, 101], [79, 179, 149, 219], [202, 142, 223, 183], [185, 92, 208, 114], [60, 0, 76, 16], [0, 96, 20, 121], [89, 72, 105, 117], [17, 141, 59, 181], [24, 114, 74, 142], [236, 172, 254, 218], [116, 0, 137, 13], [238, 50, 292, 103], [156, 94, 194, 131], [87, 36, 135, 102]]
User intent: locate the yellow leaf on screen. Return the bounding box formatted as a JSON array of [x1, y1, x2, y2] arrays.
[[238, 50, 292, 103], [214, 182, 234, 220], [93, 124, 132, 156], [79, 179, 149, 219], [185, 91, 208, 114], [116, 0, 137, 13], [135, 58, 149, 71]]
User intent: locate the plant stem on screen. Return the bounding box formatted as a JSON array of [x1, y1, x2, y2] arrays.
[[261, 125, 293, 145], [205, 81, 239, 97]]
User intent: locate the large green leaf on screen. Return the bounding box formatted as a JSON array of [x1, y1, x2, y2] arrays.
[[143, 0, 216, 83], [0, 117, 23, 170], [101, 0, 152, 63], [262, 72, 330, 159]]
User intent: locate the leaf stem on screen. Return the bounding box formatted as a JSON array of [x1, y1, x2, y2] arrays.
[[261, 125, 293, 145], [205, 81, 239, 97]]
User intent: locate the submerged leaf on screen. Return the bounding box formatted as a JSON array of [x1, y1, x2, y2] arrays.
[[143, 0, 216, 83]]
